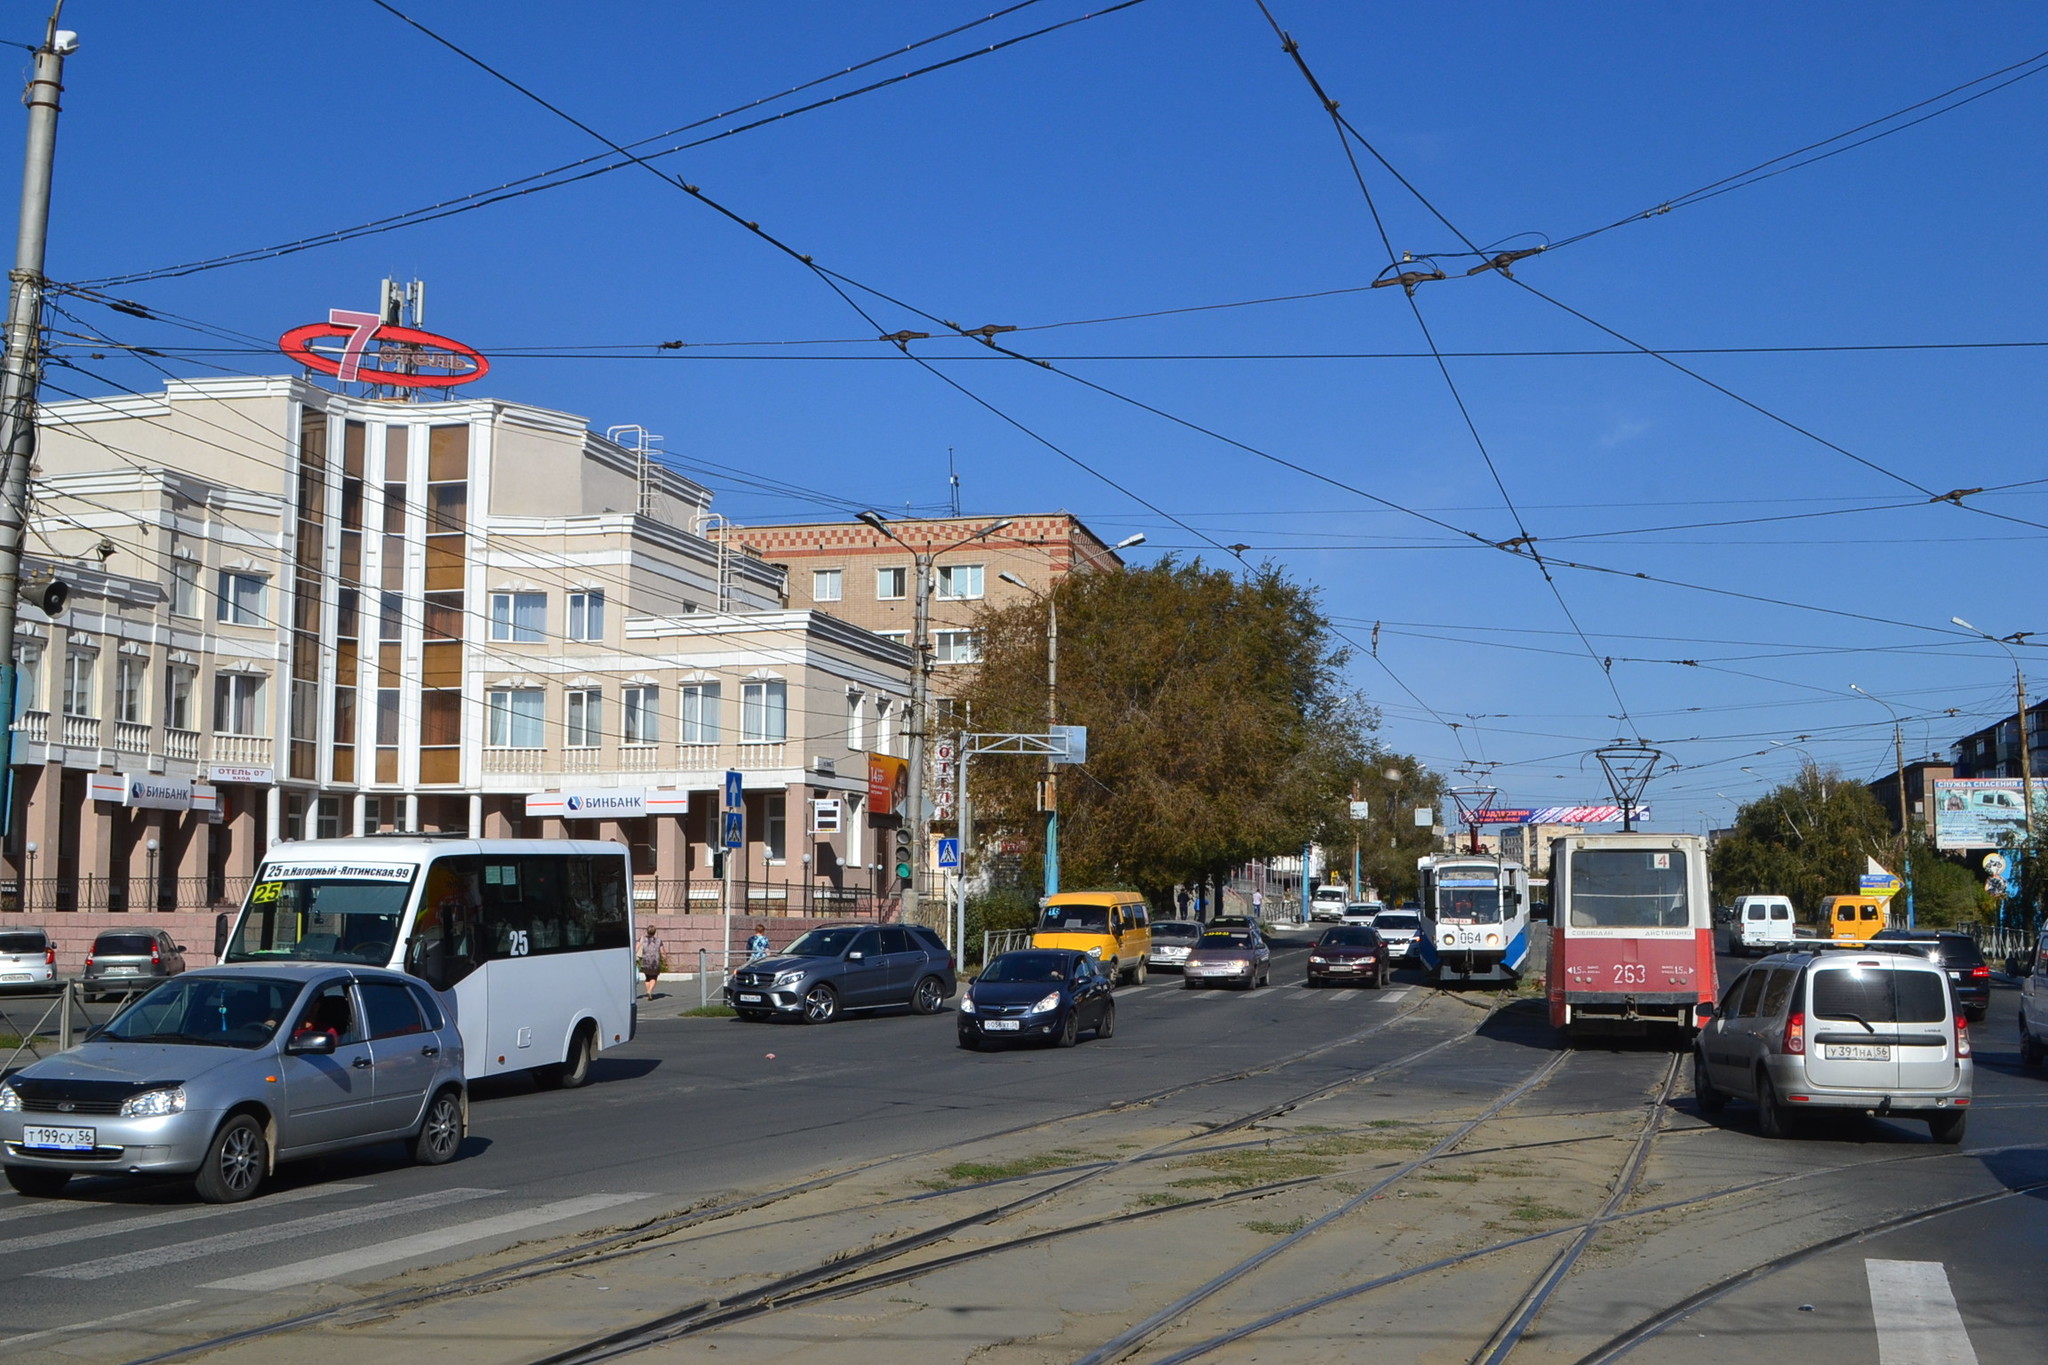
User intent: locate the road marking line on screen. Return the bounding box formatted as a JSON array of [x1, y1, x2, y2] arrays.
[[0, 1297, 198, 1349], [200, 1192, 653, 1291], [1866, 1259, 1980, 1365], [1383, 988, 1412, 1003], [33, 1187, 498, 1280], [0, 1183, 363, 1253]]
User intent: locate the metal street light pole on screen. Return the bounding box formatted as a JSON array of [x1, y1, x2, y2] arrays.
[[1851, 683, 1915, 927], [0, 16, 76, 842], [860, 513, 1011, 929]]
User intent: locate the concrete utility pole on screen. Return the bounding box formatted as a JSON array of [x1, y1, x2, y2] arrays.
[[1852, 683, 1915, 928], [0, 15, 75, 839], [860, 512, 1010, 929]]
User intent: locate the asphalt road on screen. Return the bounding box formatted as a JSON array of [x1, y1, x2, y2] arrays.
[[0, 927, 2038, 1364]]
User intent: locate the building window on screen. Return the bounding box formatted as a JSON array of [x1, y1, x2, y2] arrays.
[[935, 563, 983, 600], [115, 656, 145, 724], [489, 591, 546, 642], [61, 652, 95, 717], [876, 630, 908, 646], [934, 629, 981, 664], [876, 697, 894, 756], [876, 566, 907, 600], [623, 685, 658, 745], [846, 691, 865, 750], [764, 793, 787, 863], [163, 665, 194, 732], [169, 559, 199, 618], [567, 590, 605, 641], [213, 673, 264, 735], [362, 796, 383, 835], [812, 568, 842, 603], [315, 795, 342, 841], [565, 689, 602, 749], [681, 683, 720, 744], [741, 679, 787, 743], [12, 646, 39, 719], [486, 688, 544, 748], [217, 571, 265, 626]]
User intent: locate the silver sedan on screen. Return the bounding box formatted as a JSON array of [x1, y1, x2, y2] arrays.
[[1182, 928, 1272, 989], [0, 963, 466, 1203]]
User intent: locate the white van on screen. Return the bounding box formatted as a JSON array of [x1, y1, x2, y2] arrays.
[[1731, 894, 1797, 957]]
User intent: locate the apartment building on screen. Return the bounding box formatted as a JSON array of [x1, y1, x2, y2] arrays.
[[732, 513, 1131, 673], [8, 375, 912, 916]]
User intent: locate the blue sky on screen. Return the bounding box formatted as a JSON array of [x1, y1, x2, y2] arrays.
[[13, 1, 2048, 828]]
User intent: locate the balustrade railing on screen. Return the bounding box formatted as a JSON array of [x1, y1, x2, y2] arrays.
[[163, 728, 200, 762], [113, 721, 150, 755], [12, 709, 47, 743], [60, 714, 100, 749]]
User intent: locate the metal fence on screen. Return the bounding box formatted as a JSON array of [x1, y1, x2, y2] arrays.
[[5, 875, 251, 913], [980, 927, 1034, 966], [637, 880, 888, 918], [0, 980, 155, 1074]]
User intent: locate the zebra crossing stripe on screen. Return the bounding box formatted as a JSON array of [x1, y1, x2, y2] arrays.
[[0, 1183, 363, 1254]]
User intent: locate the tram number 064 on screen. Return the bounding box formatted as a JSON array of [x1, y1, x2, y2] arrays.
[[1612, 963, 1647, 986]]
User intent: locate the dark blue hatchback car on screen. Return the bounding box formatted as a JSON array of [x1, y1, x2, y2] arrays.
[[957, 949, 1115, 1049]]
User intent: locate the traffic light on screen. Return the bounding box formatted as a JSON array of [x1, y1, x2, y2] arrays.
[[894, 827, 914, 884], [710, 850, 726, 879]]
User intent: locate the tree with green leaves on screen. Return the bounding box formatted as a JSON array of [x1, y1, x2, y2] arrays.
[[953, 556, 1406, 909], [1710, 763, 1895, 920]]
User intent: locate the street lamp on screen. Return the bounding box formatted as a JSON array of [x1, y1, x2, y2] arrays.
[[857, 511, 1013, 930], [996, 532, 1144, 899], [145, 836, 159, 913], [1850, 683, 1915, 927]]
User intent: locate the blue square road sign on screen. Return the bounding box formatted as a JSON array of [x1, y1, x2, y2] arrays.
[[936, 837, 960, 869], [722, 810, 745, 849], [724, 770, 744, 812]]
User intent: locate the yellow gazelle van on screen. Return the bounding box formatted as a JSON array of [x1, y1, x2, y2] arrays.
[[1032, 890, 1153, 986]]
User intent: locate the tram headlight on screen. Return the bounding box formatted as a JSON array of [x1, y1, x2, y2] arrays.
[[1485, 933, 1500, 947], [1441, 932, 1456, 946]]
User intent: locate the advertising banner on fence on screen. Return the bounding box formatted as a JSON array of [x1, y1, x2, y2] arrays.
[[1932, 777, 2048, 849]]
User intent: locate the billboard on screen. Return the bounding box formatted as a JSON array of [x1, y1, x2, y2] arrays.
[[867, 753, 909, 817], [1932, 778, 2048, 850]]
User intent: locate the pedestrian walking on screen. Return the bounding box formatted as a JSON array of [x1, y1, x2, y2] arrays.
[[637, 926, 664, 1000], [747, 923, 771, 960], [1176, 887, 1191, 919], [1251, 888, 1264, 919]]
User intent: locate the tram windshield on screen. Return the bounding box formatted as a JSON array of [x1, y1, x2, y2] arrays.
[[1567, 849, 1690, 928], [1435, 886, 1501, 923]]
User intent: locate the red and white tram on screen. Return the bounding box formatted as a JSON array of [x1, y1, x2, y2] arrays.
[[1548, 831, 1717, 1041]]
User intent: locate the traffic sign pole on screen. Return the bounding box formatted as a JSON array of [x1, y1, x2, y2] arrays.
[[722, 771, 743, 976]]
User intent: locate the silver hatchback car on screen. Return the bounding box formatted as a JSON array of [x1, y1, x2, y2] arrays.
[[1693, 947, 1971, 1143], [0, 964, 467, 1202]]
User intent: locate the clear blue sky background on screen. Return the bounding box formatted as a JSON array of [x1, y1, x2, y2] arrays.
[[12, 1, 2048, 829]]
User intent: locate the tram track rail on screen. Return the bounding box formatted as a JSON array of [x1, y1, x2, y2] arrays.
[[118, 984, 1477, 1365]]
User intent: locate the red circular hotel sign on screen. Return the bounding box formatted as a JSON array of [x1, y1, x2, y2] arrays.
[[279, 308, 489, 388]]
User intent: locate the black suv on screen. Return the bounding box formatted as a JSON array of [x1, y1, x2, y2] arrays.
[[1868, 930, 1990, 1021], [726, 922, 957, 1024]]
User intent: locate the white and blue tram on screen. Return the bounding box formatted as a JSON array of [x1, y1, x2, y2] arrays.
[[1417, 852, 1531, 985]]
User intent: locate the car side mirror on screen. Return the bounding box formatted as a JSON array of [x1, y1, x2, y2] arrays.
[[174, 945, 187, 953], [1696, 1003, 1715, 1021], [287, 1031, 337, 1056], [847, 951, 864, 961]]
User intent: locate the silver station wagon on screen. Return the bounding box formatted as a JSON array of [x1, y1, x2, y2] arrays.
[[0, 964, 467, 1202]]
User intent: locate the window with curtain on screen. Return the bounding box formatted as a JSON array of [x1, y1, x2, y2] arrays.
[[486, 688, 544, 748], [489, 591, 546, 642], [567, 590, 605, 641], [623, 685, 658, 745], [213, 673, 264, 735], [741, 679, 787, 742], [681, 683, 720, 744], [566, 689, 602, 748], [217, 571, 266, 626]]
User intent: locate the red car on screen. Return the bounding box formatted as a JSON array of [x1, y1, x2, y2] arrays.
[[1306, 925, 1389, 988]]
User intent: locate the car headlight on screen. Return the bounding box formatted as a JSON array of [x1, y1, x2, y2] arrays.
[[1028, 992, 1062, 1014], [1085, 946, 1103, 958], [120, 1086, 187, 1119], [958, 996, 976, 1014], [0, 1084, 19, 1112], [773, 970, 805, 987], [1309, 956, 1327, 964]]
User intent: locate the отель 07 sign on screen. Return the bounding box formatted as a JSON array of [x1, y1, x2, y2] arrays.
[[279, 308, 489, 388]]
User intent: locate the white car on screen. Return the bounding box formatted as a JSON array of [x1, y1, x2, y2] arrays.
[[1340, 900, 1385, 925], [1731, 895, 1798, 957], [1371, 909, 1423, 961], [1309, 887, 1349, 921]]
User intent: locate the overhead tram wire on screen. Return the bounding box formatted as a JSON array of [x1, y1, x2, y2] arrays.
[[75, 0, 1135, 289], [1253, 0, 1641, 741]]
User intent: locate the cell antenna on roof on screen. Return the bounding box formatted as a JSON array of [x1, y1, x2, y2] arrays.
[[948, 447, 961, 517]]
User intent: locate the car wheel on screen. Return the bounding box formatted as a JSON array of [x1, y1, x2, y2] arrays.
[[535, 1023, 596, 1090], [1096, 1000, 1116, 1040], [801, 984, 839, 1024], [910, 975, 946, 1015], [1104, 959, 1120, 987], [1056, 1009, 1081, 1048], [1927, 1110, 1967, 1145], [1132, 959, 1147, 987], [194, 1114, 267, 1204], [413, 1089, 464, 1165], [1691, 1051, 1727, 1115], [4, 1166, 69, 1197], [1755, 1072, 1797, 1140]]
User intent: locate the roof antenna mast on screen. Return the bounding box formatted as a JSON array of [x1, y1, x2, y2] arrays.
[[948, 446, 961, 518]]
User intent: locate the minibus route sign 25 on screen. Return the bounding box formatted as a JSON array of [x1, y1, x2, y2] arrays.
[[279, 309, 490, 388]]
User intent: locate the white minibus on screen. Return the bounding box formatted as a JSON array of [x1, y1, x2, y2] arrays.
[[221, 837, 636, 1086]]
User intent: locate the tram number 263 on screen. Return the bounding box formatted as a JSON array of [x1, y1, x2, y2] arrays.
[[1612, 963, 1647, 986]]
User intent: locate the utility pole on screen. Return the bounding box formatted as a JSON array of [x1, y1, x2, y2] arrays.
[[0, 15, 74, 840], [1042, 588, 1058, 895], [861, 512, 1011, 930], [1953, 618, 2036, 927], [1852, 683, 1916, 928]]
